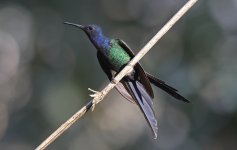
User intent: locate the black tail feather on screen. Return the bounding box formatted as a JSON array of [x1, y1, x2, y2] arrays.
[[125, 80, 158, 139], [146, 73, 190, 103]]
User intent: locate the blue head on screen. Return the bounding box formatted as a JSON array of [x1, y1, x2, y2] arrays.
[[64, 22, 110, 51]]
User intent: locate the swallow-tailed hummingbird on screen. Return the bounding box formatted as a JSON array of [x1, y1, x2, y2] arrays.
[[64, 22, 189, 139]]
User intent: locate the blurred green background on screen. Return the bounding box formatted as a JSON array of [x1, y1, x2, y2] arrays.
[[0, 0, 237, 149]]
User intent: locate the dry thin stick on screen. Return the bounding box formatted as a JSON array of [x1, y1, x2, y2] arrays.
[[35, 0, 198, 149]]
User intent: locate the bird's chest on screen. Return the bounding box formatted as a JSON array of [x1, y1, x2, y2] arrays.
[[107, 44, 130, 72]]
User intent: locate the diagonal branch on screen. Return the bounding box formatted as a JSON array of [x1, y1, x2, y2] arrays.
[[35, 0, 198, 149]]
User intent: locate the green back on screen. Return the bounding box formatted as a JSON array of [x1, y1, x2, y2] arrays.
[[108, 39, 131, 71]]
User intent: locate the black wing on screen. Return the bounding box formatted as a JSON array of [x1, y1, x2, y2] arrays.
[[97, 51, 113, 80], [116, 39, 189, 103], [97, 41, 158, 138], [117, 39, 154, 98], [97, 51, 135, 103]]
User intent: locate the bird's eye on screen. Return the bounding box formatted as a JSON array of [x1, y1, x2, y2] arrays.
[[88, 26, 93, 31]]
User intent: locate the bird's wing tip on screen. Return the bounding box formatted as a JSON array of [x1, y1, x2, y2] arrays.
[[153, 133, 158, 139], [183, 98, 190, 103]]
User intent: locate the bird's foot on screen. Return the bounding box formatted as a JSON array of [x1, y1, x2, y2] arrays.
[[88, 88, 102, 111]]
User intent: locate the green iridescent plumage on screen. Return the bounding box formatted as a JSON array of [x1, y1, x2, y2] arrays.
[[108, 39, 131, 71], [64, 22, 189, 139]]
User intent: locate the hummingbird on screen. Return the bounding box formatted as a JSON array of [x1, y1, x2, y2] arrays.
[[64, 22, 189, 139]]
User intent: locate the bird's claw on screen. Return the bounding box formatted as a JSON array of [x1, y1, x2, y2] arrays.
[[88, 88, 100, 97], [88, 88, 102, 111]]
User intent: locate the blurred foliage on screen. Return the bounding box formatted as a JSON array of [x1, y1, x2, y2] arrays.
[[0, 0, 237, 149]]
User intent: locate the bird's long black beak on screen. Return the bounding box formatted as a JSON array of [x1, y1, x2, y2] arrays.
[[63, 22, 85, 30]]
